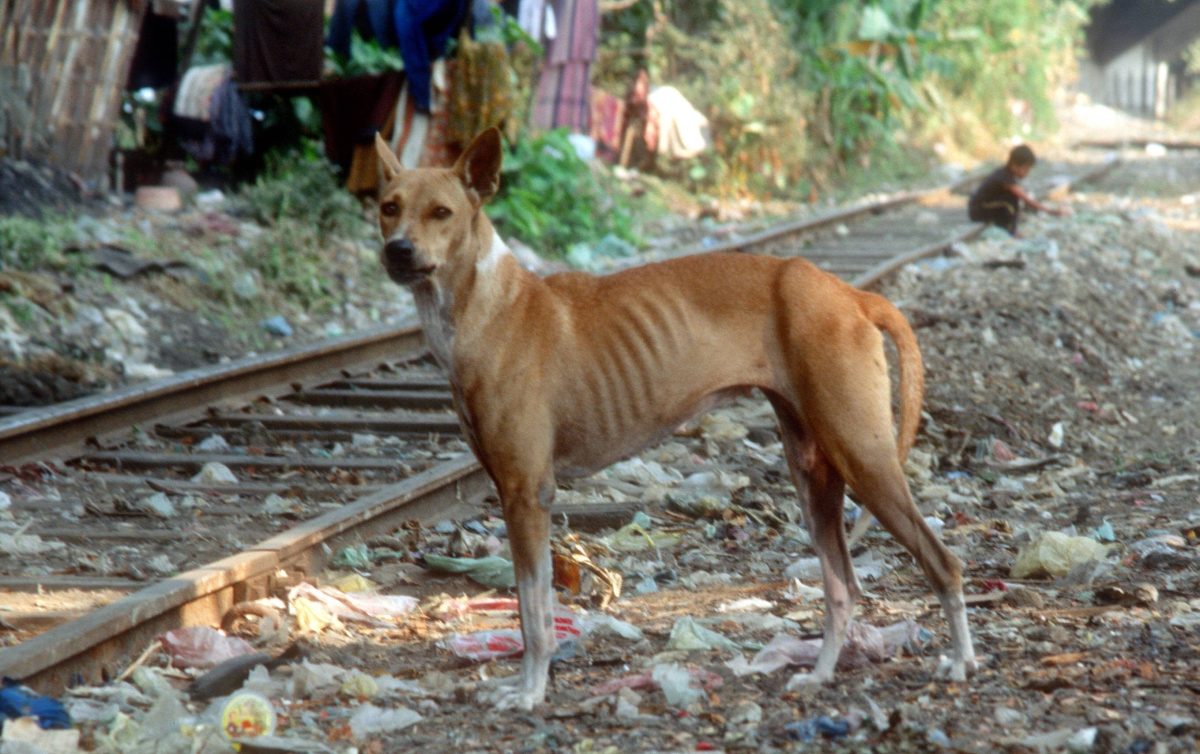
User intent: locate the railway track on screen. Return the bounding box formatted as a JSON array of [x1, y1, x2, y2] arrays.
[[0, 155, 1119, 693]]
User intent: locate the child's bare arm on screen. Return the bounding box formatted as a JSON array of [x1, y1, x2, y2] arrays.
[[1007, 183, 1071, 216]]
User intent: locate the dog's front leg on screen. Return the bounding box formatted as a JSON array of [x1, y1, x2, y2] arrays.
[[485, 476, 556, 711]]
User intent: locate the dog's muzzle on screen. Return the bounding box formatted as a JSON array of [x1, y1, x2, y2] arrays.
[[382, 238, 434, 284]]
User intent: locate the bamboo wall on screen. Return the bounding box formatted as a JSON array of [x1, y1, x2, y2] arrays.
[[0, 0, 145, 185]]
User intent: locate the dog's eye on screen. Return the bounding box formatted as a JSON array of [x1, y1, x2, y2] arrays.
[[381, 202, 399, 217], [431, 206, 452, 220]]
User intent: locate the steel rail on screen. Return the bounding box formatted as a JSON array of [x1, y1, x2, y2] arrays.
[[0, 455, 490, 692], [0, 324, 425, 465]]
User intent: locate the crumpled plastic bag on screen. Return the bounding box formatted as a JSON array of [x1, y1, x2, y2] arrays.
[[603, 522, 680, 552], [1011, 531, 1114, 578], [727, 620, 923, 676], [159, 626, 256, 670], [591, 665, 723, 698], [422, 553, 516, 588], [349, 704, 421, 741], [666, 617, 740, 653], [1, 677, 72, 729], [287, 583, 418, 629]]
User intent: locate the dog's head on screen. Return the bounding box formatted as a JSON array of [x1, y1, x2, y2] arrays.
[[374, 128, 503, 287]]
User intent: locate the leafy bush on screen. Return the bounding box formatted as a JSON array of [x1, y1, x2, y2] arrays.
[[327, 32, 406, 77], [487, 129, 640, 260], [235, 151, 363, 241], [191, 7, 234, 66], [924, 0, 1096, 147]]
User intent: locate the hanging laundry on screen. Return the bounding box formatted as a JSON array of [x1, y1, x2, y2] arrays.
[[126, 9, 178, 91], [326, 0, 471, 114], [590, 88, 624, 162], [233, 0, 324, 84], [647, 85, 709, 160], [327, 0, 400, 56], [318, 71, 405, 174], [393, 0, 472, 113], [445, 31, 515, 150], [173, 64, 255, 164], [517, 0, 554, 41], [531, 0, 598, 134]]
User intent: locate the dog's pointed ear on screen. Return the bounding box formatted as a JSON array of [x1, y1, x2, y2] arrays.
[[453, 127, 503, 204], [375, 132, 403, 184]]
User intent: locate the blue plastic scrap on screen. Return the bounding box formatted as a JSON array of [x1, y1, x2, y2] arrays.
[[0, 677, 72, 729], [784, 715, 851, 742]]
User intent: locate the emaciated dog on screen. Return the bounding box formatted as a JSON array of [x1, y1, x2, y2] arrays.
[[374, 128, 976, 710]]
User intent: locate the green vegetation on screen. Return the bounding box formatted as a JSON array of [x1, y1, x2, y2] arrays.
[[0, 215, 81, 271], [487, 129, 641, 261], [235, 151, 365, 242], [598, 0, 1098, 199], [327, 32, 406, 77]]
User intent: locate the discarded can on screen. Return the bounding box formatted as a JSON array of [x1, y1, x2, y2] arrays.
[[220, 691, 276, 741]]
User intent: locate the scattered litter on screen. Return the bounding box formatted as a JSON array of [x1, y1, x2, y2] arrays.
[[591, 666, 723, 698], [728, 620, 923, 676], [1, 717, 81, 752], [135, 492, 176, 518], [1011, 532, 1114, 578], [191, 462, 238, 484], [348, 704, 421, 741], [445, 607, 584, 662], [785, 715, 851, 742], [287, 583, 418, 626], [651, 663, 704, 708], [218, 691, 276, 741], [423, 553, 516, 588], [603, 521, 681, 552], [666, 616, 740, 653], [0, 678, 71, 730], [159, 626, 256, 669]]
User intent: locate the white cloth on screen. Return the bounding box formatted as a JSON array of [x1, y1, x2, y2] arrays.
[[648, 86, 709, 160]]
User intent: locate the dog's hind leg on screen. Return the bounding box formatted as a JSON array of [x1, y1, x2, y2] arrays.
[[815, 401, 978, 682], [851, 464, 977, 680], [771, 400, 860, 689]]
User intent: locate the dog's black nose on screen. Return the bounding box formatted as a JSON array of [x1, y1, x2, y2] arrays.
[[384, 238, 415, 268]]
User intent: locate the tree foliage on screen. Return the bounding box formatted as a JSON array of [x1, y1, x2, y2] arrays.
[[597, 0, 1098, 199]]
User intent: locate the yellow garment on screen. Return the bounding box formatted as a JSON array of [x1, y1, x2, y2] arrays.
[[445, 31, 514, 148]]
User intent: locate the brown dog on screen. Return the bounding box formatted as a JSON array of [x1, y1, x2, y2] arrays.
[[375, 128, 976, 710]]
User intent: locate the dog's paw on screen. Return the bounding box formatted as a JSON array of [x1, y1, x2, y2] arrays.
[[934, 653, 978, 682], [785, 671, 831, 693], [478, 676, 544, 711], [485, 685, 543, 711]]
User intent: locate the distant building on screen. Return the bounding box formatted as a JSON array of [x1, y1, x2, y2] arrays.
[[1078, 0, 1200, 118]]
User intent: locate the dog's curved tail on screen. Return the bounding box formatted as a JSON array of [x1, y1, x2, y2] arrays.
[[857, 289, 925, 461]]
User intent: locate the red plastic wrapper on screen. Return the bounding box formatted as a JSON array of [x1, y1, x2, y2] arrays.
[[445, 608, 584, 661]]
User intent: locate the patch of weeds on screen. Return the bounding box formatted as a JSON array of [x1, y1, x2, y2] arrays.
[[235, 150, 364, 242], [2, 294, 37, 326], [487, 128, 642, 260], [243, 218, 338, 312], [0, 214, 81, 270]]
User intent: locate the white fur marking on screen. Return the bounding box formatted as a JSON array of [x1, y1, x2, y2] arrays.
[[477, 229, 511, 274]]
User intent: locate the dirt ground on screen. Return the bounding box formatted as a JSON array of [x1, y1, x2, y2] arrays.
[[3, 129, 1200, 751]]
